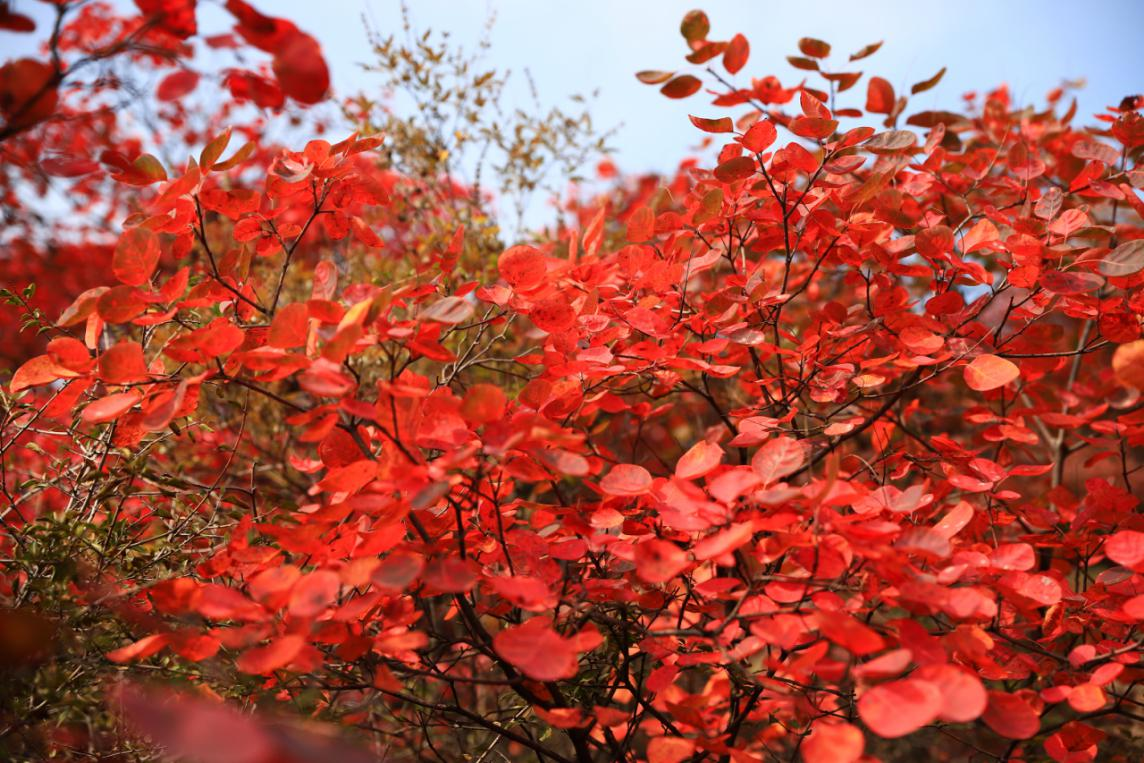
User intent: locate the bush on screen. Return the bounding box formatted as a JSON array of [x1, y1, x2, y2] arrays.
[[2, 4, 1142, 762]]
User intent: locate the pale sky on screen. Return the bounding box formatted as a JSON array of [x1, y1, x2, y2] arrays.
[[271, 0, 1143, 174], [8, 0, 1143, 175]]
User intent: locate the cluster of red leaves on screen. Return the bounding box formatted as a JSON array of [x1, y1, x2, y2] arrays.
[[0, 0, 331, 364], [4, 5, 1144, 763]]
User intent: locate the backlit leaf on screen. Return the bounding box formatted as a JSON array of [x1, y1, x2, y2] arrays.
[[964, 354, 1019, 392]]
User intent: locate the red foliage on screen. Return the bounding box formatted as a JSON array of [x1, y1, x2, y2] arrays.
[[3, 5, 1144, 763]]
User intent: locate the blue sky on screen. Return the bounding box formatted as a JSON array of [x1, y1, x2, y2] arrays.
[[276, 0, 1142, 174], [9, 0, 1143, 175]]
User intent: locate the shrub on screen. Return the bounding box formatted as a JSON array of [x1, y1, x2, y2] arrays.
[[2, 4, 1143, 762]]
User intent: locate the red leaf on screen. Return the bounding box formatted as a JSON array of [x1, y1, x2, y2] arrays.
[[156, 69, 200, 101], [421, 295, 474, 324], [272, 31, 329, 104], [627, 206, 655, 241], [113, 227, 161, 287], [226, 70, 284, 109], [498, 245, 546, 290], [82, 390, 142, 424], [236, 634, 305, 674], [1105, 530, 1144, 571], [802, 721, 864, 763], [0, 6, 35, 33], [634, 539, 689, 584], [1067, 683, 1106, 713], [1123, 594, 1144, 620], [789, 116, 838, 140], [660, 75, 702, 99], [858, 678, 942, 737], [41, 155, 101, 177], [423, 557, 478, 594], [493, 618, 579, 681], [692, 522, 753, 561], [852, 649, 913, 681], [461, 383, 507, 425], [98, 342, 149, 384], [600, 464, 653, 496], [248, 565, 301, 604], [751, 436, 805, 485], [10, 354, 72, 393], [530, 295, 577, 333], [675, 440, 723, 480], [914, 664, 988, 723], [989, 543, 1036, 571], [371, 553, 424, 593], [723, 34, 749, 74], [0, 58, 58, 128], [816, 609, 885, 656], [741, 120, 777, 153], [982, 691, 1040, 739], [287, 570, 340, 618]]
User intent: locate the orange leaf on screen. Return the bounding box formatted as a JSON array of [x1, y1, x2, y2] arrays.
[[10, 354, 72, 393], [1112, 340, 1144, 389], [647, 737, 696, 763], [679, 10, 709, 43], [106, 634, 170, 664], [714, 155, 756, 183], [910, 66, 946, 95], [798, 37, 831, 58], [268, 302, 310, 348], [688, 115, 733, 134], [964, 354, 1020, 392], [849, 41, 883, 61]]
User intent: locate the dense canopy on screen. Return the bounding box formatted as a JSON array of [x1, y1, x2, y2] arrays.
[[2, 3, 1143, 762]]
